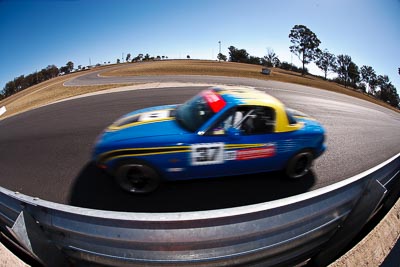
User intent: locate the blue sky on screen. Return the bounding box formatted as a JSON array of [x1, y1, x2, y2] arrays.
[[1, 0, 399, 91]]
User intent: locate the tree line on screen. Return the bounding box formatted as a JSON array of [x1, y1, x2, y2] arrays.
[[0, 51, 173, 101], [123, 53, 169, 63], [220, 25, 399, 108], [0, 61, 75, 100]]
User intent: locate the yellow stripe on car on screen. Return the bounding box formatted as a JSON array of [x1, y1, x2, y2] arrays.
[[108, 117, 174, 131], [98, 143, 273, 164]]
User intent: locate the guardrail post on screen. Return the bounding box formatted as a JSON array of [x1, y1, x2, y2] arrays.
[[309, 179, 387, 266], [10, 210, 70, 266]]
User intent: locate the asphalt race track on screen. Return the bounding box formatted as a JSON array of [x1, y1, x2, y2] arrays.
[[0, 72, 399, 212]]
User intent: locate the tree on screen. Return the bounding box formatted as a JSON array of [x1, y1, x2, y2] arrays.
[[1, 65, 61, 99], [143, 53, 151, 61], [117, 58, 121, 64], [336, 54, 352, 87], [360, 65, 377, 94], [12, 75, 26, 92], [132, 54, 143, 62], [377, 75, 399, 107], [66, 61, 74, 73], [348, 61, 360, 89], [279, 61, 292, 70], [369, 77, 379, 96], [187, 55, 190, 59], [263, 48, 280, 67], [289, 25, 321, 75], [126, 53, 131, 62], [49, 65, 59, 78], [377, 75, 390, 90], [217, 53, 227, 61], [247, 56, 261, 65], [315, 49, 336, 80], [60, 66, 69, 74], [228, 46, 249, 63], [38, 65, 59, 80], [3, 80, 16, 97]]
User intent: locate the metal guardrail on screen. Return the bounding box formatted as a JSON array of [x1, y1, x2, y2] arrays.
[[0, 153, 399, 267]]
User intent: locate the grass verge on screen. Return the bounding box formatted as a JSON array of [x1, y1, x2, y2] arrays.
[[0, 73, 134, 119], [102, 60, 399, 112]]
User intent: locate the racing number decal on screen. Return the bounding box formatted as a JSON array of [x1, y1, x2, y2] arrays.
[[191, 143, 224, 166], [139, 110, 170, 122]]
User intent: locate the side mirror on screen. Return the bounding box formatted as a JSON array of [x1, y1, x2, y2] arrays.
[[227, 127, 241, 139]]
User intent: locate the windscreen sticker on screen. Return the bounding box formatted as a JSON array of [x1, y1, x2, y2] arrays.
[[202, 90, 226, 113], [191, 143, 224, 166]]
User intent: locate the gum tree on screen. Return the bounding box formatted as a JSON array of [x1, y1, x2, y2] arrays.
[[228, 46, 249, 63], [289, 25, 321, 75], [360, 65, 377, 94], [348, 61, 360, 89], [217, 53, 227, 61], [336, 54, 352, 87], [315, 49, 336, 80], [263, 48, 280, 67]]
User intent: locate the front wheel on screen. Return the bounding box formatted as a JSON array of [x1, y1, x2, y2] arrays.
[[285, 150, 314, 179], [115, 162, 160, 194]]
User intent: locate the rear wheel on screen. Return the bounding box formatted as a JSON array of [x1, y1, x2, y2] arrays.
[[285, 150, 314, 179], [115, 162, 160, 194]]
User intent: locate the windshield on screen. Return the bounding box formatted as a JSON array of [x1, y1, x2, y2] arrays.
[[176, 90, 225, 132]]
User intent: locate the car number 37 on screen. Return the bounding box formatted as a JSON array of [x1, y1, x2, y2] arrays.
[[191, 143, 224, 166]]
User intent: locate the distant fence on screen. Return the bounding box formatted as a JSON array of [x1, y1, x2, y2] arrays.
[[0, 153, 399, 266]]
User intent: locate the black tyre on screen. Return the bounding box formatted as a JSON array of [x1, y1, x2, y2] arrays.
[[285, 150, 314, 179], [115, 162, 160, 193]]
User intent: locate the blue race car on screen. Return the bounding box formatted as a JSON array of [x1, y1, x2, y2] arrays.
[[93, 87, 326, 193]]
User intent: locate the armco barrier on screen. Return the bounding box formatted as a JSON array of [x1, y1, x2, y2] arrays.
[[0, 153, 399, 267]]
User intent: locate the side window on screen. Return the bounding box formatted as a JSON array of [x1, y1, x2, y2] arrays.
[[208, 106, 275, 135], [239, 106, 275, 135], [209, 109, 238, 135]]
